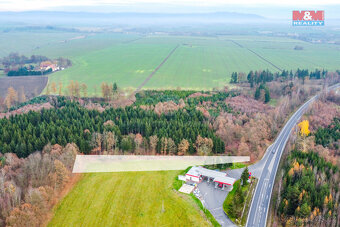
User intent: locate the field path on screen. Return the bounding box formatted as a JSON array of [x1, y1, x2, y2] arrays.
[[131, 44, 179, 96], [229, 39, 283, 72]]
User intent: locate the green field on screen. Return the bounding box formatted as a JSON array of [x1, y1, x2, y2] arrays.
[[1, 31, 340, 94], [49, 171, 211, 227], [45, 34, 340, 94]]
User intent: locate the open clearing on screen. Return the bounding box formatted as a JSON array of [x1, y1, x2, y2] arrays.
[[48, 171, 211, 227]]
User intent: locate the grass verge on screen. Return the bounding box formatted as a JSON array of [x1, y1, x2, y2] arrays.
[[223, 178, 258, 226], [230, 162, 248, 170], [190, 194, 221, 227], [240, 178, 258, 226]]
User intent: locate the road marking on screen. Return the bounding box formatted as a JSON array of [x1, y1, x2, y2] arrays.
[[253, 179, 268, 226]]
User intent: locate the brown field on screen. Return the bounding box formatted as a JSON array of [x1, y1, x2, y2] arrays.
[[0, 76, 48, 99]]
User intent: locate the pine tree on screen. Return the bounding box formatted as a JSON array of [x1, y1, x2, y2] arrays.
[[241, 166, 249, 186], [254, 87, 261, 100], [113, 82, 118, 93], [230, 72, 238, 83], [264, 88, 271, 103]]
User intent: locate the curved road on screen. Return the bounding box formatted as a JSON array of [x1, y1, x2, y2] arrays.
[[246, 84, 340, 227]]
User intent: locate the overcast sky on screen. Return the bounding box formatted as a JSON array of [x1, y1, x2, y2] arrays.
[[0, 0, 339, 12]]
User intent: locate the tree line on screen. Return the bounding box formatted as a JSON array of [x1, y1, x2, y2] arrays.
[[0, 100, 225, 158], [230, 68, 331, 86], [1, 53, 50, 68], [46, 81, 118, 100], [7, 66, 52, 76], [1, 53, 72, 76], [135, 90, 238, 116]]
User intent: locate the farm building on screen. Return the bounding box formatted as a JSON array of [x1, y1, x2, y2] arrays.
[[184, 166, 236, 190], [40, 61, 59, 72]]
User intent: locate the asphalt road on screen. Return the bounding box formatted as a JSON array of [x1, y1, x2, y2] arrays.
[[246, 84, 340, 227]]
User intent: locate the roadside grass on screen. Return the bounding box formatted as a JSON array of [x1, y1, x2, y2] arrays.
[[190, 194, 221, 227], [172, 167, 191, 190], [49, 171, 211, 227], [240, 178, 258, 226], [223, 178, 257, 226], [230, 162, 248, 169], [223, 180, 242, 224], [203, 162, 248, 171]]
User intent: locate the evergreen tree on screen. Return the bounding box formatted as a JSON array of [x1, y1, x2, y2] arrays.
[[241, 167, 249, 186], [254, 87, 261, 100], [264, 88, 271, 103], [230, 72, 238, 83]]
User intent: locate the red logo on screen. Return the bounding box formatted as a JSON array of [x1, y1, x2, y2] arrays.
[[293, 11, 324, 21]]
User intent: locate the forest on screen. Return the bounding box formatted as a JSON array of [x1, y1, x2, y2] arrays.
[[0, 98, 225, 158], [315, 117, 340, 149], [1, 76, 328, 163], [277, 150, 339, 226], [0, 143, 78, 226], [272, 91, 340, 227], [135, 90, 238, 117]]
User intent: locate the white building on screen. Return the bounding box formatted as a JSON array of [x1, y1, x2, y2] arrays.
[[185, 166, 236, 190]]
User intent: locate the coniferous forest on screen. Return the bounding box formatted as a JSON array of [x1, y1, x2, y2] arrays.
[[0, 98, 225, 157], [315, 117, 340, 148]]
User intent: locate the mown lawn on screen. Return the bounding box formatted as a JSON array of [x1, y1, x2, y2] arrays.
[[49, 171, 211, 227]]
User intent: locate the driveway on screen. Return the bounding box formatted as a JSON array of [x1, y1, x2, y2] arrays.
[[197, 181, 236, 227]]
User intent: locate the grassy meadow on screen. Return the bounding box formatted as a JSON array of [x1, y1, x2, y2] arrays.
[[48, 171, 211, 227]]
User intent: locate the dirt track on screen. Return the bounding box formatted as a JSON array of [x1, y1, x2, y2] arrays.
[[0, 76, 48, 99], [131, 44, 179, 96], [229, 39, 283, 72]]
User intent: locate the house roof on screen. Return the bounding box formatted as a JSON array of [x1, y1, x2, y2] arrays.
[[40, 61, 53, 67], [213, 176, 236, 185], [186, 166, 201, 177], [186, 166, 236, 185]]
